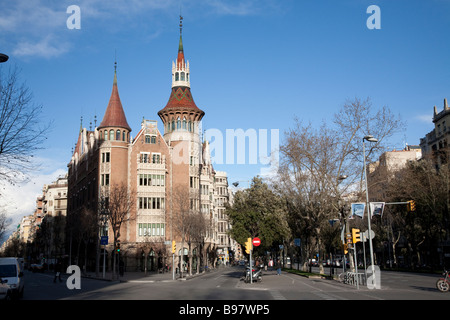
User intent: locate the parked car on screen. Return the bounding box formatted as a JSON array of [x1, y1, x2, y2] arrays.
[[0, 278, 11, 300], [0, 257, 25, 299], [30, 262, 44, 273]]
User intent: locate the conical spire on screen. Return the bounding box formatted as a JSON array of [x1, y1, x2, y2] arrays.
[[98, 62, 131, 131]]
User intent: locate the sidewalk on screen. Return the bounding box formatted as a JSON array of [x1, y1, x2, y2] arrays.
[[81, 268, 219, 283]]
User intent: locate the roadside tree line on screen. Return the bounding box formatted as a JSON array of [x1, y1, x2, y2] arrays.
[[225, 97, 449, 272]]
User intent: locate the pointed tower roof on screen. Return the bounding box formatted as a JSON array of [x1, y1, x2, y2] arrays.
[[98, 63, 132, 131], [158, 16, 205, 119]]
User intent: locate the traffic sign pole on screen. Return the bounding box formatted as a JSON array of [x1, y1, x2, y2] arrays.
[[250, 249, 253, 284]]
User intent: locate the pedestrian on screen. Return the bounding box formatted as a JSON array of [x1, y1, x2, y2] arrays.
[[53, 259, 62, 283], [119, 259, 124, 277], [276, 259, 281, 276]]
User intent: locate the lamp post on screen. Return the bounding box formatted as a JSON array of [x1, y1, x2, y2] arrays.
[[0, 53, 9, 63], [363, 135, 377, 287], [336, 174, 347, 274]]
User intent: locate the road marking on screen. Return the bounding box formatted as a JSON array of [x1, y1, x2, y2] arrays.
[[270, 290, 286, 300], [314, 292, 335, 300]]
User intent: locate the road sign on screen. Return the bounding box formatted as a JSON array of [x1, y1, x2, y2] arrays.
[[252, 237, 261, 247], [362, 230, 375, 242], [100, 236, 108, 245], [294, 238, 301, 247]]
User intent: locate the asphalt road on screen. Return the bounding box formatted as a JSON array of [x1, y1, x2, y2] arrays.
[[20, 266, 450, 301]]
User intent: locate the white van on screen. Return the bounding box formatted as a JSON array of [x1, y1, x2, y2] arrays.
[[0, 257, 24, 299]]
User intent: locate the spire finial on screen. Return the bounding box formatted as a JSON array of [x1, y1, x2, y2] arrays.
[[178, 15, 184, 52], [113, 51, 118, 85]]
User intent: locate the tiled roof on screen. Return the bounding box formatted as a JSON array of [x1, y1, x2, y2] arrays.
[[98, 72, 131, 131]]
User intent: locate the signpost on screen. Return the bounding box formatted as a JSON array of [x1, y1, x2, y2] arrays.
[[100, 236, 108, 279]]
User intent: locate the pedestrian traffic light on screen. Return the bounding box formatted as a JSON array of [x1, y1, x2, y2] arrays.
[[352, 228, 361, 243], [245, 237, 252, 254], [172, 240, 176, 254]]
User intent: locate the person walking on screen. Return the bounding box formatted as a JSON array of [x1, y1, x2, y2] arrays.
[[53, 260, 62, 283], [276, 259, 281, 276]]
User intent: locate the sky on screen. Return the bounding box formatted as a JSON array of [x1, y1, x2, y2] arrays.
[[1, 0, 450, 241]]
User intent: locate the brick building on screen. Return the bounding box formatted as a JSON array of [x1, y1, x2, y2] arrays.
[[67, 18, 232, 273]]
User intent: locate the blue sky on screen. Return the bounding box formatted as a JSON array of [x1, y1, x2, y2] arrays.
[[1, 0, 450, 236]]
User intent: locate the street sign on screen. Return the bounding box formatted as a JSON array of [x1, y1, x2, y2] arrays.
[[294, 238, 301, 247], [252, 237, 261, 247], [362, 230, 375, 242], [100, 236, 108, 245]]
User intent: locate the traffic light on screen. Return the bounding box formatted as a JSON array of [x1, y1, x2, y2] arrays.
[[172, 240, 176, 254], [245, 237, 253, 254], [343, 243, 348, 254], [352, 228, 361, 244], [116, 240, 121, 252], [407, 200, 416, 212]]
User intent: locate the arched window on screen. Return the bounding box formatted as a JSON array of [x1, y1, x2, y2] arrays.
[[181, 72, 185, 81], [175, 72, 179, 81], [177, 118, 181, 130], [182, 118, 187, 130], [186, 73, 189, 81], [122, 131, 126, 141], [116, 130, 120, 141], [104, 130, 108, 140], [188, 121, 192, 132], [171, 120, 175, 131], [109, 130, 114, 141]]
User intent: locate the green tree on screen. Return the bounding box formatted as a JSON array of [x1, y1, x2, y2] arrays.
[[226, 176, 289, 257]]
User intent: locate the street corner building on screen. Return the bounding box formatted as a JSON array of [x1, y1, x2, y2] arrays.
[[66, 18, 235, 274]]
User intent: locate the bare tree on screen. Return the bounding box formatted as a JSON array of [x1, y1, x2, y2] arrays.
[[172, 185, 200, 277], [385, 150, 450, 268], [0, 66, 51, 185], [275, 97, 404, 272], [101, 182, 136, 279]]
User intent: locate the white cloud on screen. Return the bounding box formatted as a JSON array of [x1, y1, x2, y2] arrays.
[[0, 165, 67, 242], [13, 35, 70, 59], [416, 114, 432, 124]]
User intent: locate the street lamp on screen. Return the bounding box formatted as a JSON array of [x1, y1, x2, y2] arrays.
[[363, 135, 378, 287], [0, 53, 9, 63]]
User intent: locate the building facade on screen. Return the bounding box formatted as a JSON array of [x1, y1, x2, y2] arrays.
[[67, 18, 232, 273], [367, 146, 422, 202], [420, 98, 450, 166]]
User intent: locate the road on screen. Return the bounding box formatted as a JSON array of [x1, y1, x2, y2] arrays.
[[21, 266, 450, 301]]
